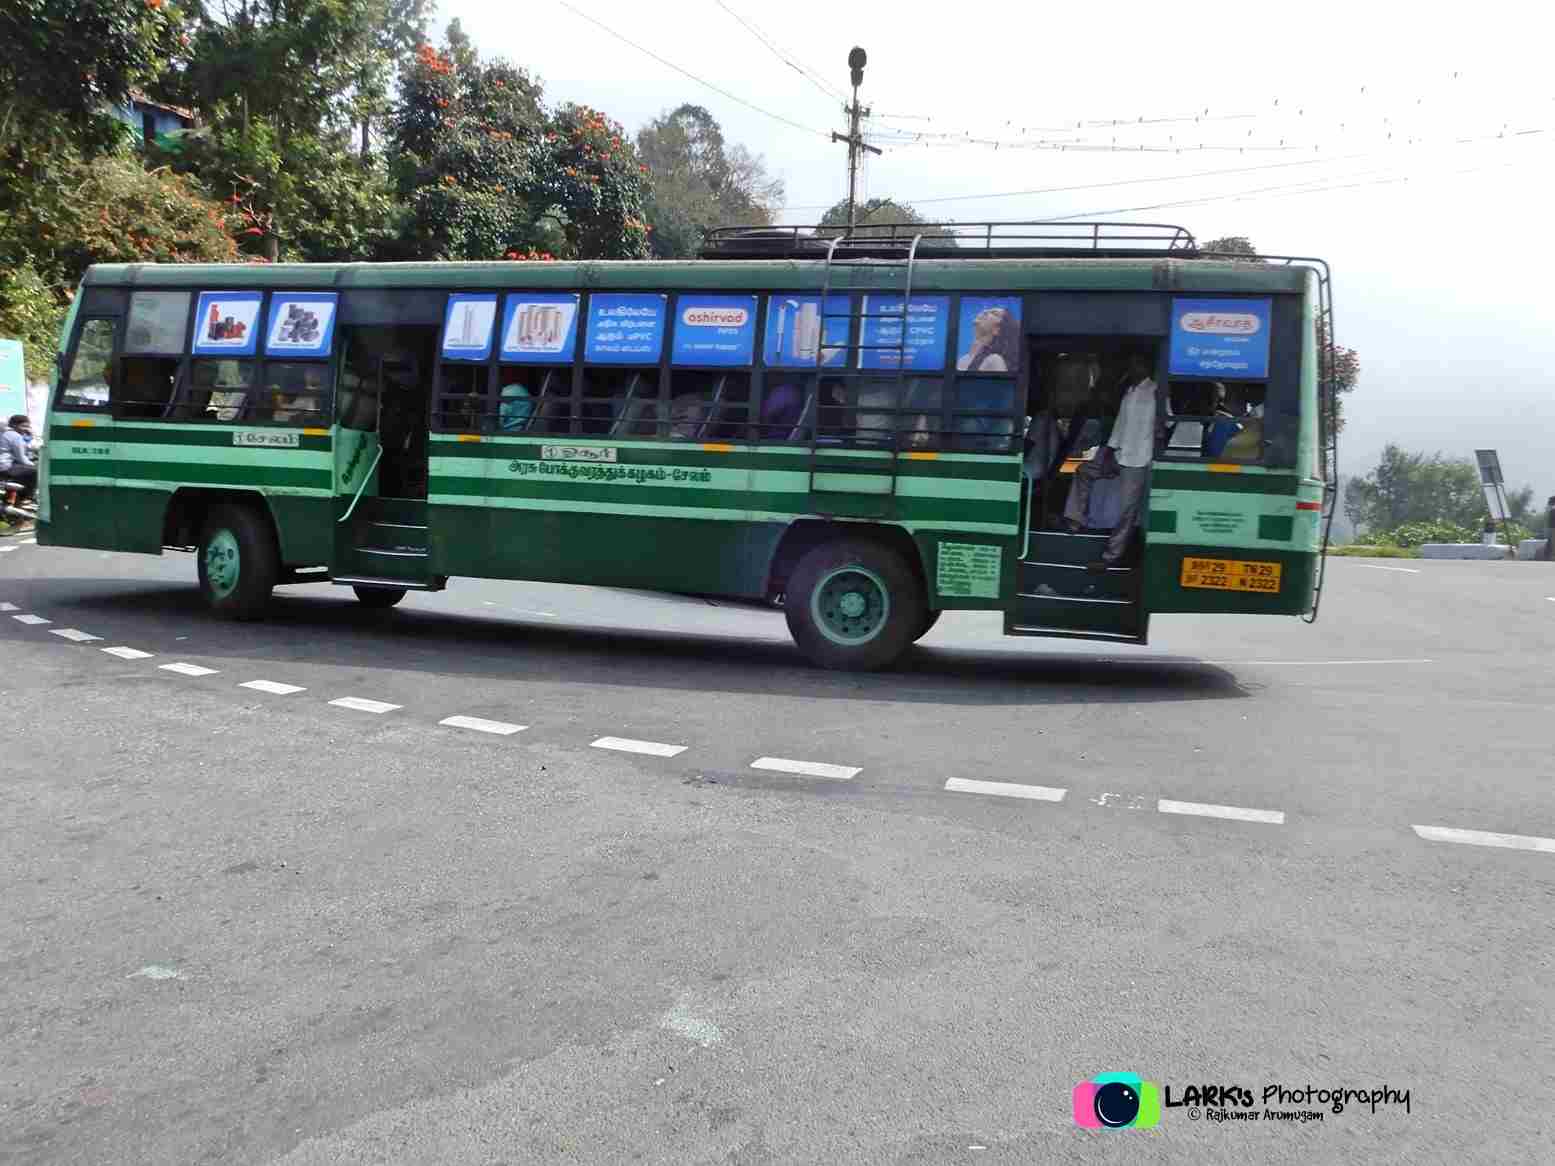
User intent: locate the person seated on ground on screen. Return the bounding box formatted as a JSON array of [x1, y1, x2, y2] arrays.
[[0, 415, 38, 503]]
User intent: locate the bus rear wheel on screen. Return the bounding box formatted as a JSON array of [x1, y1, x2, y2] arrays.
[[352, 586, 407, 609], [785, 539, 925, 671], [196, 504, 279, 621]]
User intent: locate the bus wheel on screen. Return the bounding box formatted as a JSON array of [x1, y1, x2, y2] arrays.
[[352, 586, 407, 609], [196, 504, 279, 620], [913, 609, 943, 642], [785, 539, 925, 671]]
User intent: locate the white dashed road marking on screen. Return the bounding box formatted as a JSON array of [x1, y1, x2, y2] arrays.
[[159, 662, 218, 677], [1158, 799, 1285, 825], [0, 546, 16, 553], [102, 646, 154, 660], [49, 628, 102, 642], [440, 715, 526, 735], [1411, 825, 1555, 854], [750, 757, 860, 780], [329, 697, 400, 714], [945, 777, 1067, 802], [240, 680, 306, 695], [12, 614, 49, 625], [19, 538, 35, 545], [591, 736, 687, 757], [1358, 564, 1420, 574], [0, 602, 17, 611]]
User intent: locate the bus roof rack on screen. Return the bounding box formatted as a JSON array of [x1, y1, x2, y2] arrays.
[[699, 221, 1199, 261]]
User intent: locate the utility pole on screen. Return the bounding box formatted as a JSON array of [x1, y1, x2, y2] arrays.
[[831, 47, 881, 231]]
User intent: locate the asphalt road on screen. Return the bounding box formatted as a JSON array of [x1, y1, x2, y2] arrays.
[[2, 539, 1553, 1164]]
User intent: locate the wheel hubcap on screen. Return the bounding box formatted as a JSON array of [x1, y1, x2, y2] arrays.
[[206, 529, 240, 598], [812, 566, 890, 646]]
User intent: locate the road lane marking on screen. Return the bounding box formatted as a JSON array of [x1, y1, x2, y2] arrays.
[[1411, 825, 1555, 854], [19, 538, 35, 545], [0, 603, 16, 611], [750, 757, 859, 780], [591, 736, 687, 757], [240, 680, 306, 695], [0, 546, 16, 553], [1202, 658, 1433, 666], [1357, 564, 1421, 573], [159, 662, 217, 677], [102, 647, 154, 660], [49, 628, 102, 642], [12, 614, 49, 625], [329, 697, 400, 714], [441, 715, 526, 735], [1158, 799, 1285, 825], [945, 778, 1067, 802]]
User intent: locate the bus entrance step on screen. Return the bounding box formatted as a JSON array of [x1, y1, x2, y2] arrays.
[[1019, 560, 1134, 601], [1005, 593, 1140, 636], [331, 576, 443, 592]]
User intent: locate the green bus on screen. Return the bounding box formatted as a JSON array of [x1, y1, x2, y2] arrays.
[[36, 221, 1337, 670]]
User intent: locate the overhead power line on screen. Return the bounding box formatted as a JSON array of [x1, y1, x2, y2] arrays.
[[713, 1, 844, 103], [777, 127, 1553, 213], [554, 0, 831, 139]]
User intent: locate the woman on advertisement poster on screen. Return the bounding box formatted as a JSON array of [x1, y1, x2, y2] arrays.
[[956, 306, 1021, 374]]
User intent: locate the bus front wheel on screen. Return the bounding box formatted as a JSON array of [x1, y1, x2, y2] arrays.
[[196, 504, 279, 620], [785, 539, 926, 671]]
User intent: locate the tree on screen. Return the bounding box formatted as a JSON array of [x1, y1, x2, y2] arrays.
[[817, 197, 953, 240], [169, 0, 425, 261], [1344, 444, 1530, 537], [635, 104, 782, 258], [387, 29, 649, 261]]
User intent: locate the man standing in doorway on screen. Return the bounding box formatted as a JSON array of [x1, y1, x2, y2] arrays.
[[1543, 495, 1555, 561], [1062, 353, 1158, 571]]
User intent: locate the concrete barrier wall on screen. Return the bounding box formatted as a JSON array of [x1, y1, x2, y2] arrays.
[[1421, 543, 1513, 560], [1517, 539, 1550, 561]]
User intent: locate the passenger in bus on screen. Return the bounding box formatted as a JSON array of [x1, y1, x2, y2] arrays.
[[1063, 352, 1157, 569], [759, 382, 804, 439], [1221, 413, 1264, 460], [669, 393, 711, 439], [498, 383, 534, 432], [1203, 383, 1242, 458]]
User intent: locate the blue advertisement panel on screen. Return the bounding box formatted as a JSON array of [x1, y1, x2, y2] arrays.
[[0, 339, 25, 422], [672, 295, 757, 366], [859, 295, 950, 371], [192, 291, 263, 357], [585, 293, 667, 363], [442, 294, 498, 361], [500, 293, 580, 364], [1168, 297, 1272, 379], [762, 295, 849, 368], [264, 292, 338, 359], [955, 296, 1023, 375]]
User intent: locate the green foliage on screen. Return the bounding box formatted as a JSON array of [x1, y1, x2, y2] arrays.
[[818, 197, 954, 239], [1368, 517, 1533, 550], [0, 263, 67, 381], [636, 103, 782, 259], [387, 34, 649, 261], [1344, 445, 1508, 534], [0, 0, 192, 150]]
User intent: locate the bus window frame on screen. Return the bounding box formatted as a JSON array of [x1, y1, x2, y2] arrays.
[[55, 314, 122, 414]]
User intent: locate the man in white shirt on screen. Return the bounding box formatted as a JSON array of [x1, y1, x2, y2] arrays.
[[1062, 354, 1157, 569]]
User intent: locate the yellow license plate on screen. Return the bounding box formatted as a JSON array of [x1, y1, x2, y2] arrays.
[[1180, 557, 1283, 593]]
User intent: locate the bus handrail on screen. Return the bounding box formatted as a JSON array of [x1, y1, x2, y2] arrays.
[[337, 445, 383, 524]]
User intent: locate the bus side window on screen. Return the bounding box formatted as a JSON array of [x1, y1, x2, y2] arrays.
[[182, 359, 255, 421], [950, 376, 1019, 453], [494, 367, 569, 435], [435, 363, 488, 433], [254, 362, 333, 426], [583, 369, 659, 437], [58, 318, 117, 410], [665, 371, 751, 441], [115, 355, 182, 420]]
